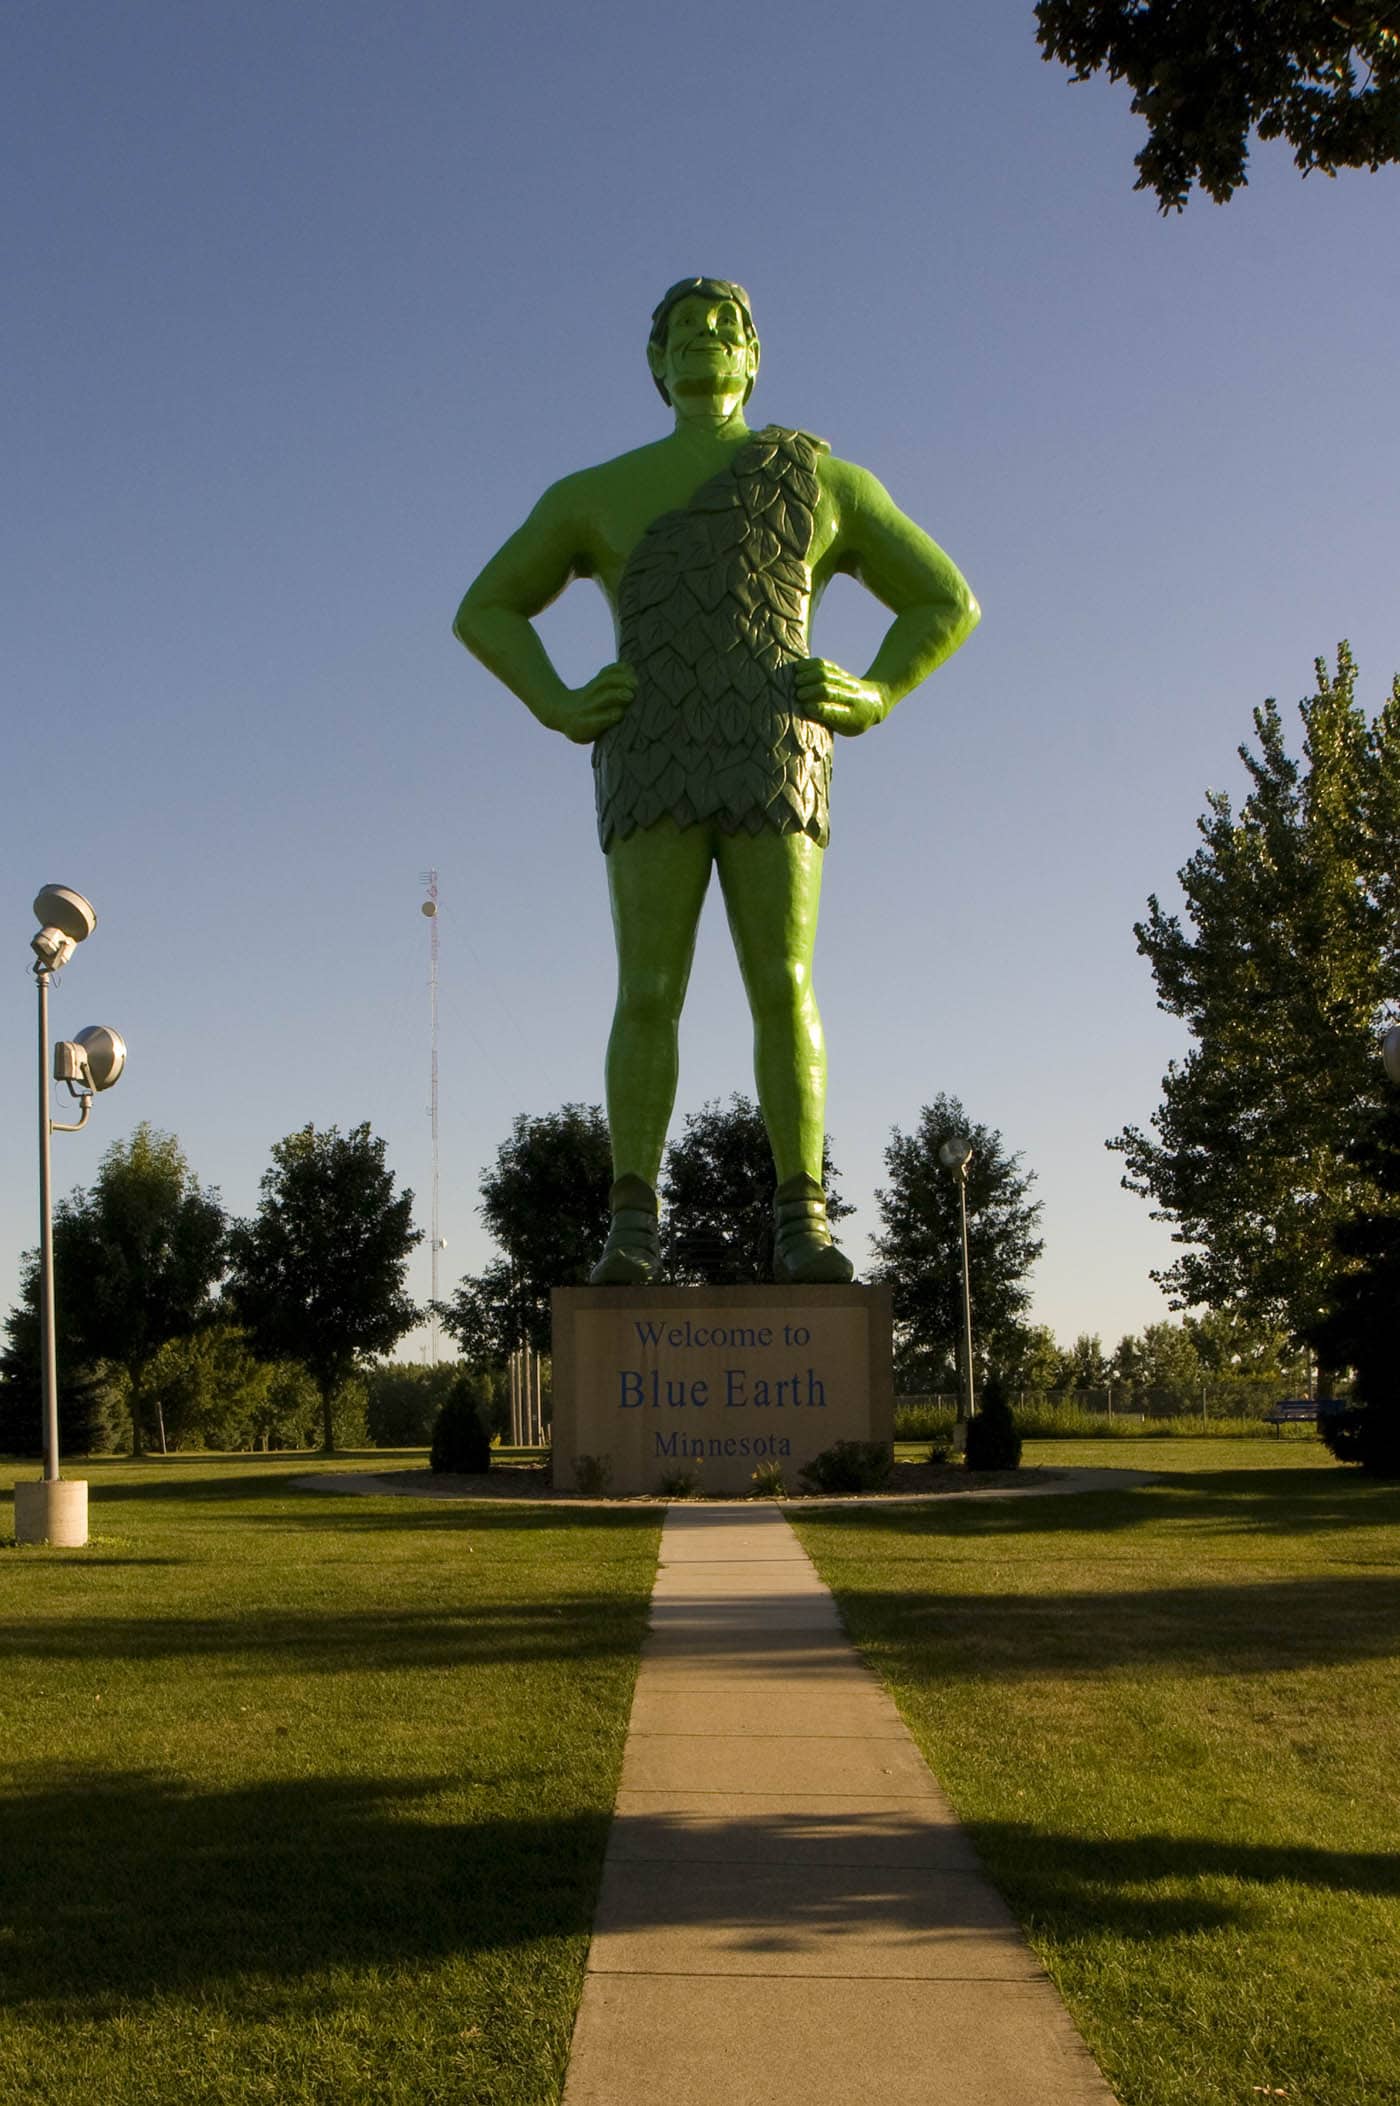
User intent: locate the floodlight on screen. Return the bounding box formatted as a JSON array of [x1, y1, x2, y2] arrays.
[[63, 1026, 127, 1093], [1384, 1025, 1400, 1087], [31, 886, 97, 968], [34, 886, 97, 942]]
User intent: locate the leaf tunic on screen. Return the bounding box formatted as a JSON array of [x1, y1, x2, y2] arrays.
[[593, 426, 833, 852]]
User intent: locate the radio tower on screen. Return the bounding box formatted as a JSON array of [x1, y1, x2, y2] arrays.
[[420, 870, 442, 1361]]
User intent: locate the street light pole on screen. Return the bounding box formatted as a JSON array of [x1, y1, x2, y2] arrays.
[[16, 888, 125, 1548], [956, 1156, 975, 1432], [36, 961, 60, 1484], [938, 1135, 977, 1449]]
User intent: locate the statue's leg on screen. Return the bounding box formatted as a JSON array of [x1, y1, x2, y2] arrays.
[[715, 828, 853, 1284], [604, 819, 714, 1187], [590, 822, 713, 1285], [715, 828, 826, 1184]]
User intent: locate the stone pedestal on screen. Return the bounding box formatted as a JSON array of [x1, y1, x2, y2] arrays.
[[13, 1478, 89, 1546], [551, 1284, 892, 1496]]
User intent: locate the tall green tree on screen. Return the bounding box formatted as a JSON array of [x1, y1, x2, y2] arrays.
[[141, 1326, 274, 1451], [1035, 1, 1400, 210], [660, 1094, 852, 1284], [996, 1322, 1068, 1396], [439, 1105, 611, 1358], [1, 1123, 226, 1454], [1111, 1320, 1206, 1410], [1059, 1333, 1111, 1391], [227, 1123, 420, 1452], [1310, 1088, 1400, 1473], [363, 1361, 464, 1448], [872, 1094, 1044, 1392], [1111, 648, 1400, 1362]]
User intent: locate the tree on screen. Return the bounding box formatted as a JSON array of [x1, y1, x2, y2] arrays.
[[660, 1094, 853, 1284], [0, 1320, 123, 1457], [227, 1123, 420, 1452], [872, 1094, 1045, 1392], [1310, 1090, 1400, 1472], [439, 1106, 612, 1359], [141, 1326, 272, 1450], [1035, 1, 1400, 210], [135, 1328, 324, 1451], [1059, 1332, 1111, 1391], [1, 1124, 226, 1454], [996, 1322, 1069, 1396], [1111, 649, 1400, 1364], [1113, 1320, 1206, 1411], [364, 1361, 462, 1447]]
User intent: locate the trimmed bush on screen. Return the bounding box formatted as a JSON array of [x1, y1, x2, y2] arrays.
[[965, 1374, 1022, 1471], [1320, 1398, 1400, 1475], [798, 1440, 892, 1494], [429, 1374, 492, 1474]]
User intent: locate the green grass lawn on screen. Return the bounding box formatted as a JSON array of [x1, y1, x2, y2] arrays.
[[0, 1454, 661, 2106], [791, 1440, 1400, 2106]]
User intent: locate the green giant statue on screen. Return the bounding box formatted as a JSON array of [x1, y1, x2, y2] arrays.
[[454, 278, 979, 1287]]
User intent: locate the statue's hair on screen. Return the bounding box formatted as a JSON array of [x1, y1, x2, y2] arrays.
[[648, 278, 757, 406]]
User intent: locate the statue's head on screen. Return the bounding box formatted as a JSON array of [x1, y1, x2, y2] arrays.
[[647, 277, 759, 409]]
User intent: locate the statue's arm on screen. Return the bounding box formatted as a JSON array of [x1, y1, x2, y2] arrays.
[[795, 461, 980, 736], [452, 480, 636, 744]]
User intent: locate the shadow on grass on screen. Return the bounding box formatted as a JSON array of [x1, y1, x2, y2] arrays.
[[826, 1569, 1400, 1679], [0, 1767, 608, 2012], [0, 1588, 653, 1671], [962, 1818, 1400, 1942], [9, 1774, 1392, 2016], [799, 1467, 1400, 1543]]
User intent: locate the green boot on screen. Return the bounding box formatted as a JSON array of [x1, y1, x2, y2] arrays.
[[590, 1175, 661, 1286], [772, 1174, 855, 1285]]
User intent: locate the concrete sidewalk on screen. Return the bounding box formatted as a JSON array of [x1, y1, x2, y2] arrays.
[[562, 1503, 1117, 2106]]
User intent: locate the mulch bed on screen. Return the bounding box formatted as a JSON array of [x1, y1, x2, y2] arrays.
[[321, 1459, 1051, 1504]]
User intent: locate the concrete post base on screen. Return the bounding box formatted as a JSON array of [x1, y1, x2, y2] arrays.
[[13, 1479, 89, 1547]]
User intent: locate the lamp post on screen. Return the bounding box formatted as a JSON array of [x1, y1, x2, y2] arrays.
[[938, 1134, 976, 1451], [15, 887, 126, 1548]]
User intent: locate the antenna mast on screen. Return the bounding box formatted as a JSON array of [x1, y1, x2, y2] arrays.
[[420, 870, 442, 1362]]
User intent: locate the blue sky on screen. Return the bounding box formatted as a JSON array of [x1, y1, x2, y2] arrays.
[[6, 0, 1398, 1359]]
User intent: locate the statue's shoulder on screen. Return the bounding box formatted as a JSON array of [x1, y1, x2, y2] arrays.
[[554, 436, 672, 496], [809, 448, 896, 513]]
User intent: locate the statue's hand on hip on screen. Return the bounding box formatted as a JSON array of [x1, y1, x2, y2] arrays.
[[542, 662, 639, 744], [792, 659, 889, 736]]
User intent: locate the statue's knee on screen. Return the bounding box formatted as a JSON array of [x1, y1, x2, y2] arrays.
[[751, 959, 814, 1021], [616, 970, 686, 1033]]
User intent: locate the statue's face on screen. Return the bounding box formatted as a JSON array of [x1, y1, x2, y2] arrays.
[[651, 293, 759, 407]]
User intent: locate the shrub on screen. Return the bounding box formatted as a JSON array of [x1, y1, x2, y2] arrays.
[[750, 1460, 787, 1497], [658, 1467, 702, 1497], [573, 1453, 613, 1494], [429, 1374, 492, 1474], [965, 1374, 1022, 1471], [798, 1440, 893, 1494]]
